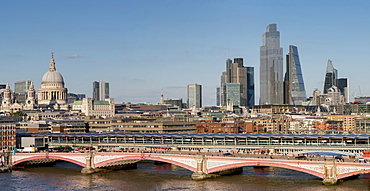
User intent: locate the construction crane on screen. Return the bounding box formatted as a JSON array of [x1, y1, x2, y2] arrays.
[[358, 85, 363, 97]]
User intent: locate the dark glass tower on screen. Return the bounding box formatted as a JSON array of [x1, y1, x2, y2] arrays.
[[336, 78, 348, 103], [246, 67, 255, 108], [323, 59, 338, 94]]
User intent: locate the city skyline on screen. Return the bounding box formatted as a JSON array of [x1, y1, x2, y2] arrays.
[[1, 1, 370, 105]]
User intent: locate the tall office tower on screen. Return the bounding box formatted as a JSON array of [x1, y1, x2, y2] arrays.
[[225, 58, 232, 83], [323, 59, 338, 94], [216, 87, 221, 106], [93, 81, 109, 101], [187, 84, 202, 108], [337, 78, 349, 103], [220, 58, 254, 108], [260, 23, 284, 105], [284, 45, 306, 104], [246, 67, 255, 107]]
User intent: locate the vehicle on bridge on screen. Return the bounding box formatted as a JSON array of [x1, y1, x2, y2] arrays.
[[334, 155, 344, 161], [358, 158, 368, 163], [295, 155, 307, 160]]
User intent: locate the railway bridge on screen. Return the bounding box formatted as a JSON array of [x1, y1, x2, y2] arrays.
[[11, 152, 370, 185]]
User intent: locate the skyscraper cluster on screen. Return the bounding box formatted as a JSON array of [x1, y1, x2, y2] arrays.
[[218, 58, 255, 108], [322, 60, 348, 104]]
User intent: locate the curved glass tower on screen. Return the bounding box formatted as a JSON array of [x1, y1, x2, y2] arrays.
[[284, 45, 306, 104]]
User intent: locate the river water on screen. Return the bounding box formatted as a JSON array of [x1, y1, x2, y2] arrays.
[[0, 161, 369, 191]]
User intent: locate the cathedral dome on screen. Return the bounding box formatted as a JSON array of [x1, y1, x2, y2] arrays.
[[41, 53, 64, 84], [41, 70, 64, 83]]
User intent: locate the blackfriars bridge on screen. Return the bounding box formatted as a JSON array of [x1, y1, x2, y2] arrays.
[[11, 152, 370, 185]]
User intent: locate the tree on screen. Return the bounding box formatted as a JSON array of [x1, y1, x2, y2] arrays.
[[11, 111, 24, 117]]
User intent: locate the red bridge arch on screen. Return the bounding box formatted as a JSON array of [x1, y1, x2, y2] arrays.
[[95, 155, 197, 172], [12, 155, 86, 167], [207, 161, 325, 179]]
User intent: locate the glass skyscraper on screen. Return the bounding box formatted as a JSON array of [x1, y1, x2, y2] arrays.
[[221, 83, 241, 106], [284, 45, 306, 104], [337, 78, 349, 103], [260, 24, 283, 105], [93, 81, 109, 101], [323, 59, 338, 94], [246, 67, 255, 107]]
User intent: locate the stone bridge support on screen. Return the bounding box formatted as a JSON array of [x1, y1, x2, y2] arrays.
[[81, 152, 95, 174], [322, 160, 337, 185], [191, 155, 243, 180], [191, 155, 209, 180], [0, 151, 12, 172]]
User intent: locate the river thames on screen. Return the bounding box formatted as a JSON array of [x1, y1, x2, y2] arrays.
[[0, 161, 369, 191]]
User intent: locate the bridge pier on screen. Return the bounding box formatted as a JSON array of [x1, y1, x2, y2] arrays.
[[0, 151, 12, 173], [191, 155, 243, 180], [81, 152, 96, 174], [191, 155, 210, 180], [322, 160, 338, 185]]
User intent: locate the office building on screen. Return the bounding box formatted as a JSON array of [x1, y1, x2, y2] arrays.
[[14, 80, 32, 94], [221, 83, 241, 106], [246, 67, 255, 108], [220, 58, 254, 108], [284, 45, 306, 104], [323, 59, 338, 94], [187, 84, 202, 108], [216, 87, 221, 106], [72, 98, 115, 117], [13, 80, 32, 104], [260, 23, 284, 105], [337, 78, 349, 103], [93, 81, 109, 101]]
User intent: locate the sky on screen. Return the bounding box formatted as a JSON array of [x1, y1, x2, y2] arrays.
[[1, 1, 370, 106]]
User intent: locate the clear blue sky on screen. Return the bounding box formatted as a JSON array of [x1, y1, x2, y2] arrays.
[[1, 1, 369, 105]]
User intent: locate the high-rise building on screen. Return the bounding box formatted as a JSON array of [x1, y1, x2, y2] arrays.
[[216, 87, 221, 106], [260, 23, 284, 105], [187, 84, 202, 108], [246, 67, 255, 107], [323, 59, 338, 94], [14, 80, 32, 104], [14, 80, 32, 94], [284, 45, 306, 104], [93, 81, 109, 101], [221, 83, 241, 106], [337, 78, 349, 103], [220, 58, 254, 108]]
